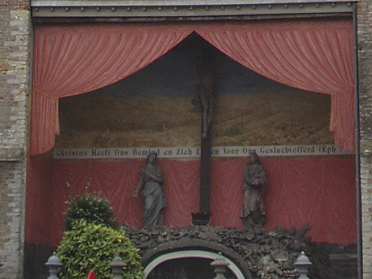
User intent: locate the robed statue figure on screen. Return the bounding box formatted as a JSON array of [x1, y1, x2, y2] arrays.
[[241, 151, 267, 228], [133, 152, 166, 230]]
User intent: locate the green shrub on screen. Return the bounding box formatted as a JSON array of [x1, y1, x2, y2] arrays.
[[57, 220, 143, 279], [64, 192, 117, 231]]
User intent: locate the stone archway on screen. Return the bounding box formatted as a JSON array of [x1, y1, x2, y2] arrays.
[[139, 238, 252, 279], [143, 249, 246, 279], [122, 224, 320, 279]]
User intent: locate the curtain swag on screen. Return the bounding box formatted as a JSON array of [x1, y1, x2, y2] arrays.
[[31, 20, 355, 155]]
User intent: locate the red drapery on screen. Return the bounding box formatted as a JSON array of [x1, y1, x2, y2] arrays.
[[31, 20, 355, 155], [31, 24, 193, 155], [25, 156, 356, 246], [197, 21, 354, 151]]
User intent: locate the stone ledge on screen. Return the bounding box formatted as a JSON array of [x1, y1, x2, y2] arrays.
[[330, 253, 357, 260], [0, 148, 24, 161], [31, 0, 355, 18]]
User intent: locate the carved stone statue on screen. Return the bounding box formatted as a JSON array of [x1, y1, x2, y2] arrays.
[[133, 152, 166, 230], [241, 151, 267, 228]]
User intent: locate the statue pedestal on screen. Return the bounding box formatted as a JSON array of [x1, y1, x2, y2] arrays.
[[191, 212, 211, 226]]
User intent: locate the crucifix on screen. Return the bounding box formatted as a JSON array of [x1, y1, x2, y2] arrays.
[[191, 45, 216, 225]]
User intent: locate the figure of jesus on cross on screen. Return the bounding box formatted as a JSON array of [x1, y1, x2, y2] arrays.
[[193, 48, 216, 140], [191, 43, 216, 224]]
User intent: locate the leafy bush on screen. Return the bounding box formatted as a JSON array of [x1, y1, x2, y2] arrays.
[[64, 192, 117, 231], [57, 220, 143, 279]]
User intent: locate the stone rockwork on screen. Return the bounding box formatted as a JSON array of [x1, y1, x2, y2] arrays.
[[0, 0, 30, 278], [123, 225, 330, 279]]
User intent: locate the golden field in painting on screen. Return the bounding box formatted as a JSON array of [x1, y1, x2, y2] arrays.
[[57, 90, 333, 148]]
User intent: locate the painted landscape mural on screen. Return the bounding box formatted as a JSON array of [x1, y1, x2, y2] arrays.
[[57, 91, 332, 148]]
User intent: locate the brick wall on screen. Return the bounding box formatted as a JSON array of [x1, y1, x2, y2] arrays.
[[357, 0, 372, 279], [0, 0, 30, 278]]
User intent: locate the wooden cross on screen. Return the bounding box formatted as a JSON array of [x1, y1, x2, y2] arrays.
[[192, 46, 215, 225]]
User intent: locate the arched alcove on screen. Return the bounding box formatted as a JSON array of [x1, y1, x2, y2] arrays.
[[144, 250, 244, 279], [139, 239, 252, 279]]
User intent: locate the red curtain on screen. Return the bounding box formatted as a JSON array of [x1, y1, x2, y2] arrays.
[[31, 24, 193, 155], [24, 156, 355, 246], [31, 20, 355, 155], [48, 159, 200, 245], [197, 20, 354, 151]]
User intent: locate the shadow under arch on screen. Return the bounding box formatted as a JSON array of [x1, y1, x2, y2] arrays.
[[141, 239, 252, 279]]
